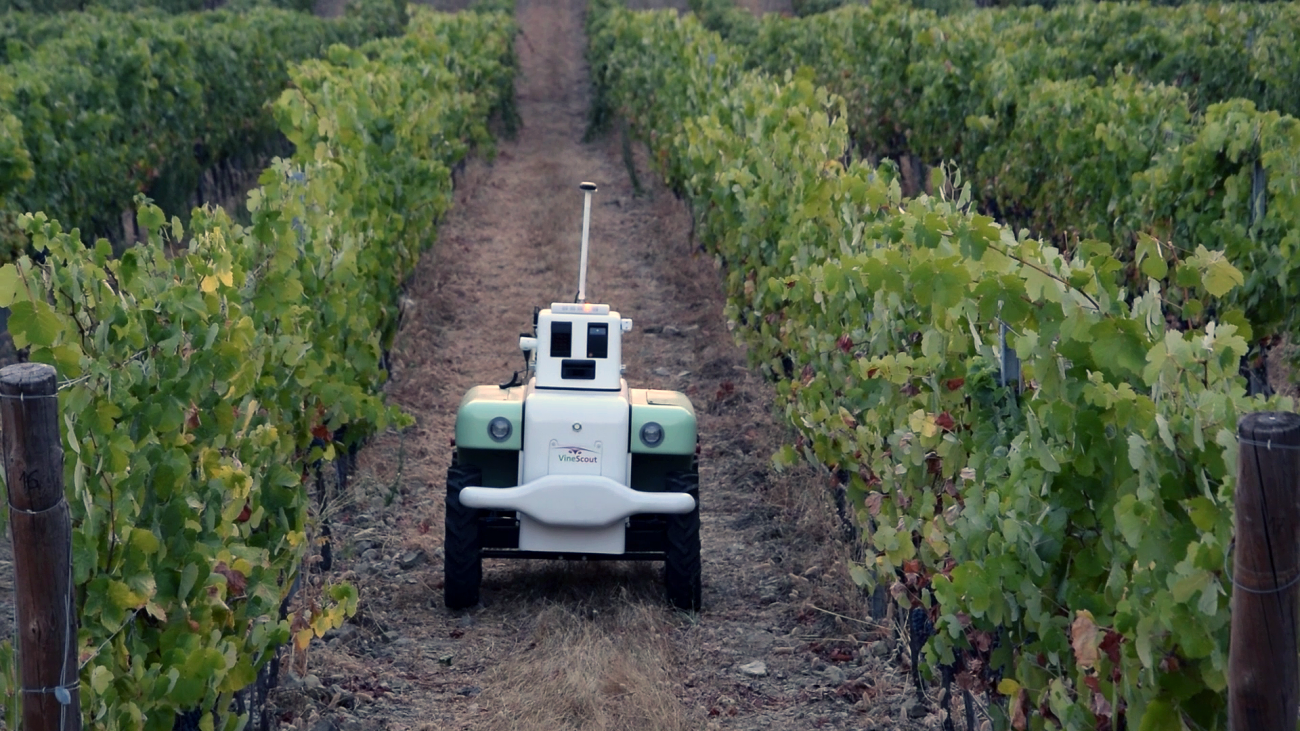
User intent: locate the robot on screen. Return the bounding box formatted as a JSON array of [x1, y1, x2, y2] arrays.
[[444, 182, 701, 611]]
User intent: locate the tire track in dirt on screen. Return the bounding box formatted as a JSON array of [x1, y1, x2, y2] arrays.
[[281, 2, 932, 730]]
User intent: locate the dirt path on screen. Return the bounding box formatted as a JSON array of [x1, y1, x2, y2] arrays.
[[735, 0, 794, 15], [275, 2, 935, 731]]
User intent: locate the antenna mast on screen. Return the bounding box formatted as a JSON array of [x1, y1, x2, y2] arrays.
[[577, 182, 597, 302]]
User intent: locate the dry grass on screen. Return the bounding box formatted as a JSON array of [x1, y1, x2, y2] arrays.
[[480, 596, 690, 731]]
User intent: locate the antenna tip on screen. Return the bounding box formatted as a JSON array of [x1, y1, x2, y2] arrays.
[[579, 182, 598, 192]]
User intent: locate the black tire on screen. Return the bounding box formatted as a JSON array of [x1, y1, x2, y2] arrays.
[[664, 470, 701, 611], [444, 464, 483, 610]]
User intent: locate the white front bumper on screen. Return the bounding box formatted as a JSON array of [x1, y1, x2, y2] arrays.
[[458, 475, 696, 528]]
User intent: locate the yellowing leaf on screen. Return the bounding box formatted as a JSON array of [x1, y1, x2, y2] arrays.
[[997, 678, 1021, 697], [201, 276, 218, 293], [91, 665, 113, 694], [106, 580, 146, 610], [907, 409, 938, 437], [1071, 609, 1101, 669]]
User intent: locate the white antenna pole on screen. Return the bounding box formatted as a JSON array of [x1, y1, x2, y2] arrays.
[[577, 182, 597, 302]]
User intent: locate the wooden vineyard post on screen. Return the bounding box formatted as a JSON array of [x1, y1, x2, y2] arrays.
[[0, 363, 79, 731], [1229, 411, 1300, 731]]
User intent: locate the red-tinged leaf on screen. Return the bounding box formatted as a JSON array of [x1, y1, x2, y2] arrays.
[[866, 368, 879, 378], [925, 454, 943, 476], [236, 503, 252, 523], [311, 424, 331, 441], [1090, 691, 1113, 720], [186, 403, 201, 430], [945, 377, 965, 391], [1100, 629, 1123, 665], [865, 491, 884, 516], [902, 559, 923, 575], [935, 412, 956, 431], [214, 561, 247, 596], [1012, 688, 1029, 730], [1159, 654, 1180, 673], [837, 334, 854, 353], [1083, 675, 1101, 693]]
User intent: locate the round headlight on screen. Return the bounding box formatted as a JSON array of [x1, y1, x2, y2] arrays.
[[640, 421, 664, 447], [488, 417, 512, 442]]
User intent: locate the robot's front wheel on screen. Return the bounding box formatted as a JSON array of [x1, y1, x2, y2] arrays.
[[444, 464, 483, 609], [664, 470, 702, 611]]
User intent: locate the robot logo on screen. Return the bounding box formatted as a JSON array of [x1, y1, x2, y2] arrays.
[[557, 447, 600, 465]]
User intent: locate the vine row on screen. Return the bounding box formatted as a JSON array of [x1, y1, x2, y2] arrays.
[[695, 0, 1300, 343], [0, 0, 406, 258], [0, 6, 516, 730], [589, 3, 1287, 729]]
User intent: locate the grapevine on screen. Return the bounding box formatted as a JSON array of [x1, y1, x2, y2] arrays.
[[588, 3, 1291, 728], [0, 6, 516, 730]]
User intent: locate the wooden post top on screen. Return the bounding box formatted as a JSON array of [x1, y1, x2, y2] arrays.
[[0, 363, 57, 396], [1239, 411, 1300, 442]]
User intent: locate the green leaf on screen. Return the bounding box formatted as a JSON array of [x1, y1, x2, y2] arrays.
[[137, 205, 166, 234], [50, 343, 84, 378], [178, 563, 198, 603], [218, 657, 257, 693], [1136, 615, 1157, 668], [1170, 570, 1209, 604], [0, 265, 22, 308], [1090, 320, 1147, 380], [1194, 247, 1244, 297], [1141, 252, 1168, 280], [1138, 697, 1185, 731], [848, 563, 871, 587], [8, 300, 65, 348]]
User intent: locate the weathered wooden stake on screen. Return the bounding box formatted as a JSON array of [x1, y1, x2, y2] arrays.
[[1, 363, 79, 731], [1229, 411, 1300, 731]]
